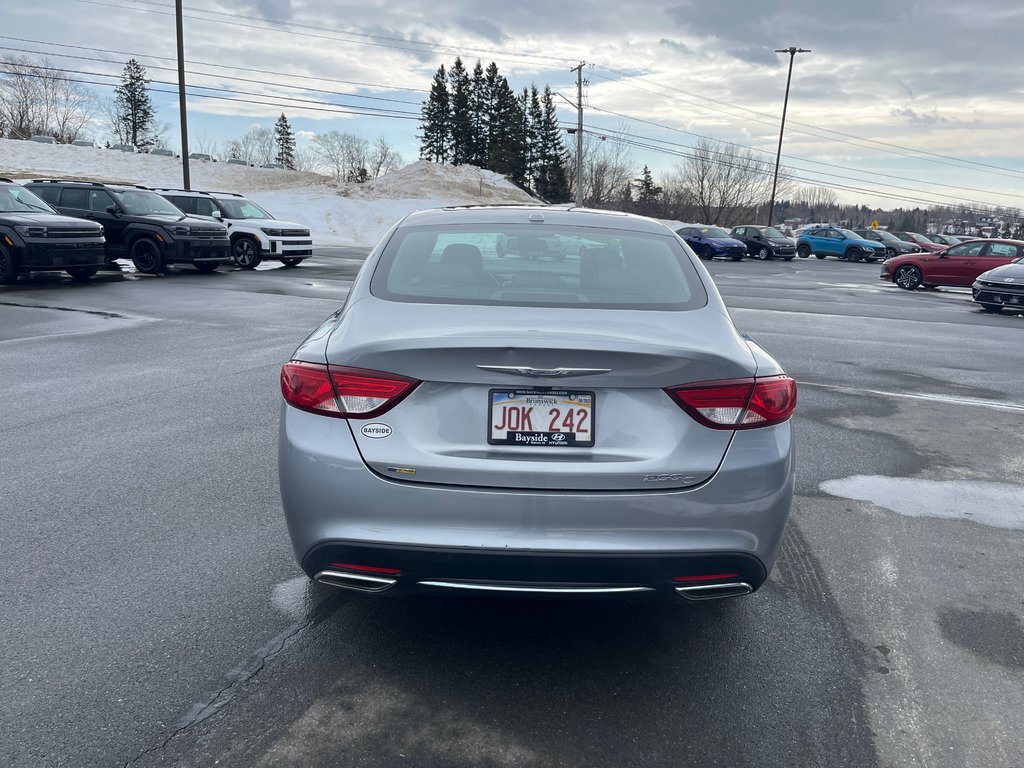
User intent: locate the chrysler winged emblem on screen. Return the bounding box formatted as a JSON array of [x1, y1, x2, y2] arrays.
[[476, 365, 611, 377]]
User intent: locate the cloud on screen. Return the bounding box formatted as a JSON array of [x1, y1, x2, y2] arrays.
[[891, 107, 958, 125], [296, 129, 316, 140], [241, 0, 293, 20], [658, 38, 693, 56], [456, 16, 506, 44]]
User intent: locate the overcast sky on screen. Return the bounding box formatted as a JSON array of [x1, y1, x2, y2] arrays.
[[6, 0, 1024, 211]]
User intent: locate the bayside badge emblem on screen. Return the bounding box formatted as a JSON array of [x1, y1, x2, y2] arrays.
[[360, 423, 393, 439]]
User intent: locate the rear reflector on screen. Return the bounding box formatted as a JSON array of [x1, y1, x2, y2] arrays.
[[328, 562, 402, 575], [672, 573, 741, 583], [666, 375, 796, 429], [280, 361, 419, 419]]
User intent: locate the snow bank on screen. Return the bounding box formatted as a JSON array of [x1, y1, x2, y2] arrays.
[[0, 139, 537, 246]]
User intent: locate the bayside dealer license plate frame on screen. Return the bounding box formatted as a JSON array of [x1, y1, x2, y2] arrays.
[[488, 389, 595, 447]]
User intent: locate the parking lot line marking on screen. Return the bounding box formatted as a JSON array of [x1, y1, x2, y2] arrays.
[[802, 381, 1024, 413]]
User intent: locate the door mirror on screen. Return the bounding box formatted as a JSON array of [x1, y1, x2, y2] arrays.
[[938, 250, 949, 258], [105, 205, 120, 216], [211, 209, 223, 219]]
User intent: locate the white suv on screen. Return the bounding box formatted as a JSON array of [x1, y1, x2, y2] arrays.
[[154, 189, 312, 268]]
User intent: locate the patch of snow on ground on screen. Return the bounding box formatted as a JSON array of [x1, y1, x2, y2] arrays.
[[820, 475, 1024, 530], [0, 140, 536, 246]]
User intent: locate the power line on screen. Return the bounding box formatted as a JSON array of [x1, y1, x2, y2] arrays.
[[5, 67, 423, 121], [574, 102, 1024, 208], [0, 34, 428, 94], [74, 0, 581, 72], [589, 67, 1024, 180], [0, 43, 424, 107], [574, 125, 1014, 215]]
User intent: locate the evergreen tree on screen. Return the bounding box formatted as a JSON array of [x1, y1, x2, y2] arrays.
[[482, 62, 503, 170], [448, 57, 472, 165], [489, 76, 527, 185], [114, 59, 156, 150], [467, 61, 488, 166], [274, 113, 296, 169], [419, 64, 450, 162], [633, 165, 663, 216], [538, 87, 571, 202], [526, 85, 544, 194]]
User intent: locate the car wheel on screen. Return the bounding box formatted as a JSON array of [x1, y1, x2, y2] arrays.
[[844, 248, 863, 262], [885, 247, 896, 259], [796, 244, 810, 258], [0, 247, 19, 284], [700, 246, 713, 261], [894, 265, 922, 290], [757, 246, 770, 260], [194, 262, 219, 273], [979, 303, 1003, 313], [130, 237, 164, 274], [280, 258, 305, 267], [231, 237, 262, 269], [67, 267, 98, 282]]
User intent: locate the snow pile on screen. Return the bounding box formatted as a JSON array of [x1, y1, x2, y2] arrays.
[[0, 139, 537, 246], [342, 159, 535, 203]]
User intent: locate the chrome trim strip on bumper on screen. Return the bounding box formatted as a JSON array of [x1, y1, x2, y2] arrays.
[[418, 580, 654, 595], [674, 582, 753, 601], [314, 570, 397, 593]]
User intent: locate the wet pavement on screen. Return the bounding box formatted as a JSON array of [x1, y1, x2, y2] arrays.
[[1, 252, 1022, 767]]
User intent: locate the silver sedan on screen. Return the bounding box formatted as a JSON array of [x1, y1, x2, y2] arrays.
[[278, 206, 796, 603]]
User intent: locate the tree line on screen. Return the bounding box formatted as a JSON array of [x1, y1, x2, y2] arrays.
[[419, 57, 571, 202]]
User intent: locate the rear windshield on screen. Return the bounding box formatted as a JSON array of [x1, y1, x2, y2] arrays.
[[370, 224, 708, 311]]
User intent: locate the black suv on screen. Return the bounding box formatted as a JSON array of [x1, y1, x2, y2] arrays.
[[0, 179, 106, 284], [24, 180, 230, 274], [729, 225, 797, 260]]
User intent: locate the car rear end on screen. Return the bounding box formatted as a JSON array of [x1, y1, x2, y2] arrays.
[[278, 208, 796, 602]]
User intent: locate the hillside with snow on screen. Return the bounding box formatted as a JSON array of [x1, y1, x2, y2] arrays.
[[0, 139, 537, 246]]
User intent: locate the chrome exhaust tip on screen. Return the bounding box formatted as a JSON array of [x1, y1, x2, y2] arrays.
[[674, 582, 753, 601], [314, 569, 397, 593]]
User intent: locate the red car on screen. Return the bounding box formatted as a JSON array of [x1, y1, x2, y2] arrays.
[[889, 231, 946, 253], [881, 239, 1024, 290]]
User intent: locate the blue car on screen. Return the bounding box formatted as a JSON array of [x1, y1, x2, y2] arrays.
[[796, 227, 888, 262], [676, 225, 748, 261]]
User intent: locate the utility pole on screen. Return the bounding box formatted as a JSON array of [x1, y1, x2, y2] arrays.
[[571, 62, 585, 207], [175, 0, 191, 189], [766, 46, 809, 227]]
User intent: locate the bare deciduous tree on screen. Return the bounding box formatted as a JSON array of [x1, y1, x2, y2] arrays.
[[312, 131, 371, 182], [367, 136, 403, 179], [0, 55, 97, 142], [224, 126, 275, 165], [565, 127, 635, 207], [666, 138, 791, 227]]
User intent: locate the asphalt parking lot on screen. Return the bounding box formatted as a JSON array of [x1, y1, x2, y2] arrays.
[[2, 251, 1022, 768]]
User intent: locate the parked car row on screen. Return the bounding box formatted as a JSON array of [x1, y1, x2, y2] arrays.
[[0, 178, 311, 283], [674, 225, 797, 261]]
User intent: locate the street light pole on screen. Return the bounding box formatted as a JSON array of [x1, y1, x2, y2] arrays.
[[766, 46, 809, 227], [175, 0, 191, 190]]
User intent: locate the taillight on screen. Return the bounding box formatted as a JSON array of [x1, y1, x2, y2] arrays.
[[665, 375, 796, 429], [280, 361, 418, 419]]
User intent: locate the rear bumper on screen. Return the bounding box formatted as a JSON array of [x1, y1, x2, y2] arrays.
[[279, 405, 795, 593]]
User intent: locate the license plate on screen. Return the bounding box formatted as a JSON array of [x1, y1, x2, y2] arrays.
[[488, 389, 595, 447]]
